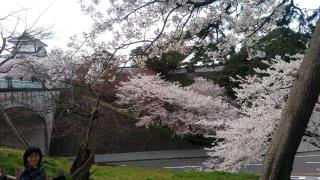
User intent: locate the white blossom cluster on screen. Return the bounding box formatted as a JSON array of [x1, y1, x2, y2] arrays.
[[0, 49, 80, 88], [80, 0, 288, 61], [0, 46, 127, 91], [116, 75, 238, 136], [0, 57, 37, 80], [205, 54, 320, 171]]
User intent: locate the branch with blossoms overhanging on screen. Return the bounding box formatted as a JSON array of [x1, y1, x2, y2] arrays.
[[79, 0, 318, 65], [116, 74, 238, 136]]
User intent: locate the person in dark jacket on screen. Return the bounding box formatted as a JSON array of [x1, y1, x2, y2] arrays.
[[19, 147, 46, 180]]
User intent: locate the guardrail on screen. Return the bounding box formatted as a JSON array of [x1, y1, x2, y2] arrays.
[[0, 79, 44, 89], [0, 79, 70, 90]]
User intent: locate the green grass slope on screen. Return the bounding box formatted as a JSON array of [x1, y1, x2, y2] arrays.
[[0, 147, 258, 180]]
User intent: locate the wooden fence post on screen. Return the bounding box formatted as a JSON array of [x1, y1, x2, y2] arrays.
[[15, 167, 21, 179], [0, 166, 6, 177]]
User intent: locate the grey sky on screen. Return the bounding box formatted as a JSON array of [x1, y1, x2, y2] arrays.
[[0, 0, 92, 50], [0, 0, 319, 51]]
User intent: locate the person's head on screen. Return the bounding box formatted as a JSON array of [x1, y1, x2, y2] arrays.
[[23, 147, 43, 168]]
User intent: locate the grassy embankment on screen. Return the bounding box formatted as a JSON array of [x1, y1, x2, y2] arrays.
[[0, 147, 258, 179]]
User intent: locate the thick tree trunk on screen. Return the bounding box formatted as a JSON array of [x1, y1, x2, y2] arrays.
[[261, 20, 320, 179], [70, 101, 99, 180]]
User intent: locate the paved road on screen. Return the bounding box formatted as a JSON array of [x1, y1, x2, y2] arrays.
[[241, 151, 320, 176], [96, 150, 320, 179]]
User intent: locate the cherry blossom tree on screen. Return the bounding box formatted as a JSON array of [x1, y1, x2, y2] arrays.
[[43, 48, 127, 179], [0, 28, 134, 176], [71, 1, 320, 178], [116, 74, 238, 136], [0, 46, 122, 179], [205, 54, 320, 172]]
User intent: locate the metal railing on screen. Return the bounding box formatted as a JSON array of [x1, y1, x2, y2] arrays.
[[0, 79, 69, 90], [0, 79, 44, 89]]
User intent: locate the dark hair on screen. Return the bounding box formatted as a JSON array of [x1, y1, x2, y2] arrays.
[[23, 147, 43, 168]]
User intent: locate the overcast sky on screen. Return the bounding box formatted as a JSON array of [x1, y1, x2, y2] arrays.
[[0, 0, 319, 51], [0, 0, 92, 50]]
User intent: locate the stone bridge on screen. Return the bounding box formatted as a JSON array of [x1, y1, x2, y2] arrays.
[[0, 79, 62, 153]]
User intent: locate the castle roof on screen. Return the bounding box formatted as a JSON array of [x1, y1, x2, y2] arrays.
[[8, 32, 47, 47]]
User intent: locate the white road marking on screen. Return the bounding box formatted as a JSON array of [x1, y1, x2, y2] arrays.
[[305, 162, 320, 164], [244, 163, 263, 166], [290, 176, 306, 180], [296, 155, 320, 158], [290, 176, 320, 180], [164, 165, 203, 169], [243, 153, 320, 166]]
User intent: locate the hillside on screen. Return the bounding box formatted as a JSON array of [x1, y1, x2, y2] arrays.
[[50, 102, 201, 156]]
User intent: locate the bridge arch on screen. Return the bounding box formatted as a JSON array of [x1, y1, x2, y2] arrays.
[[0, 106, 49, 153], [0, 90, 60, 154]]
